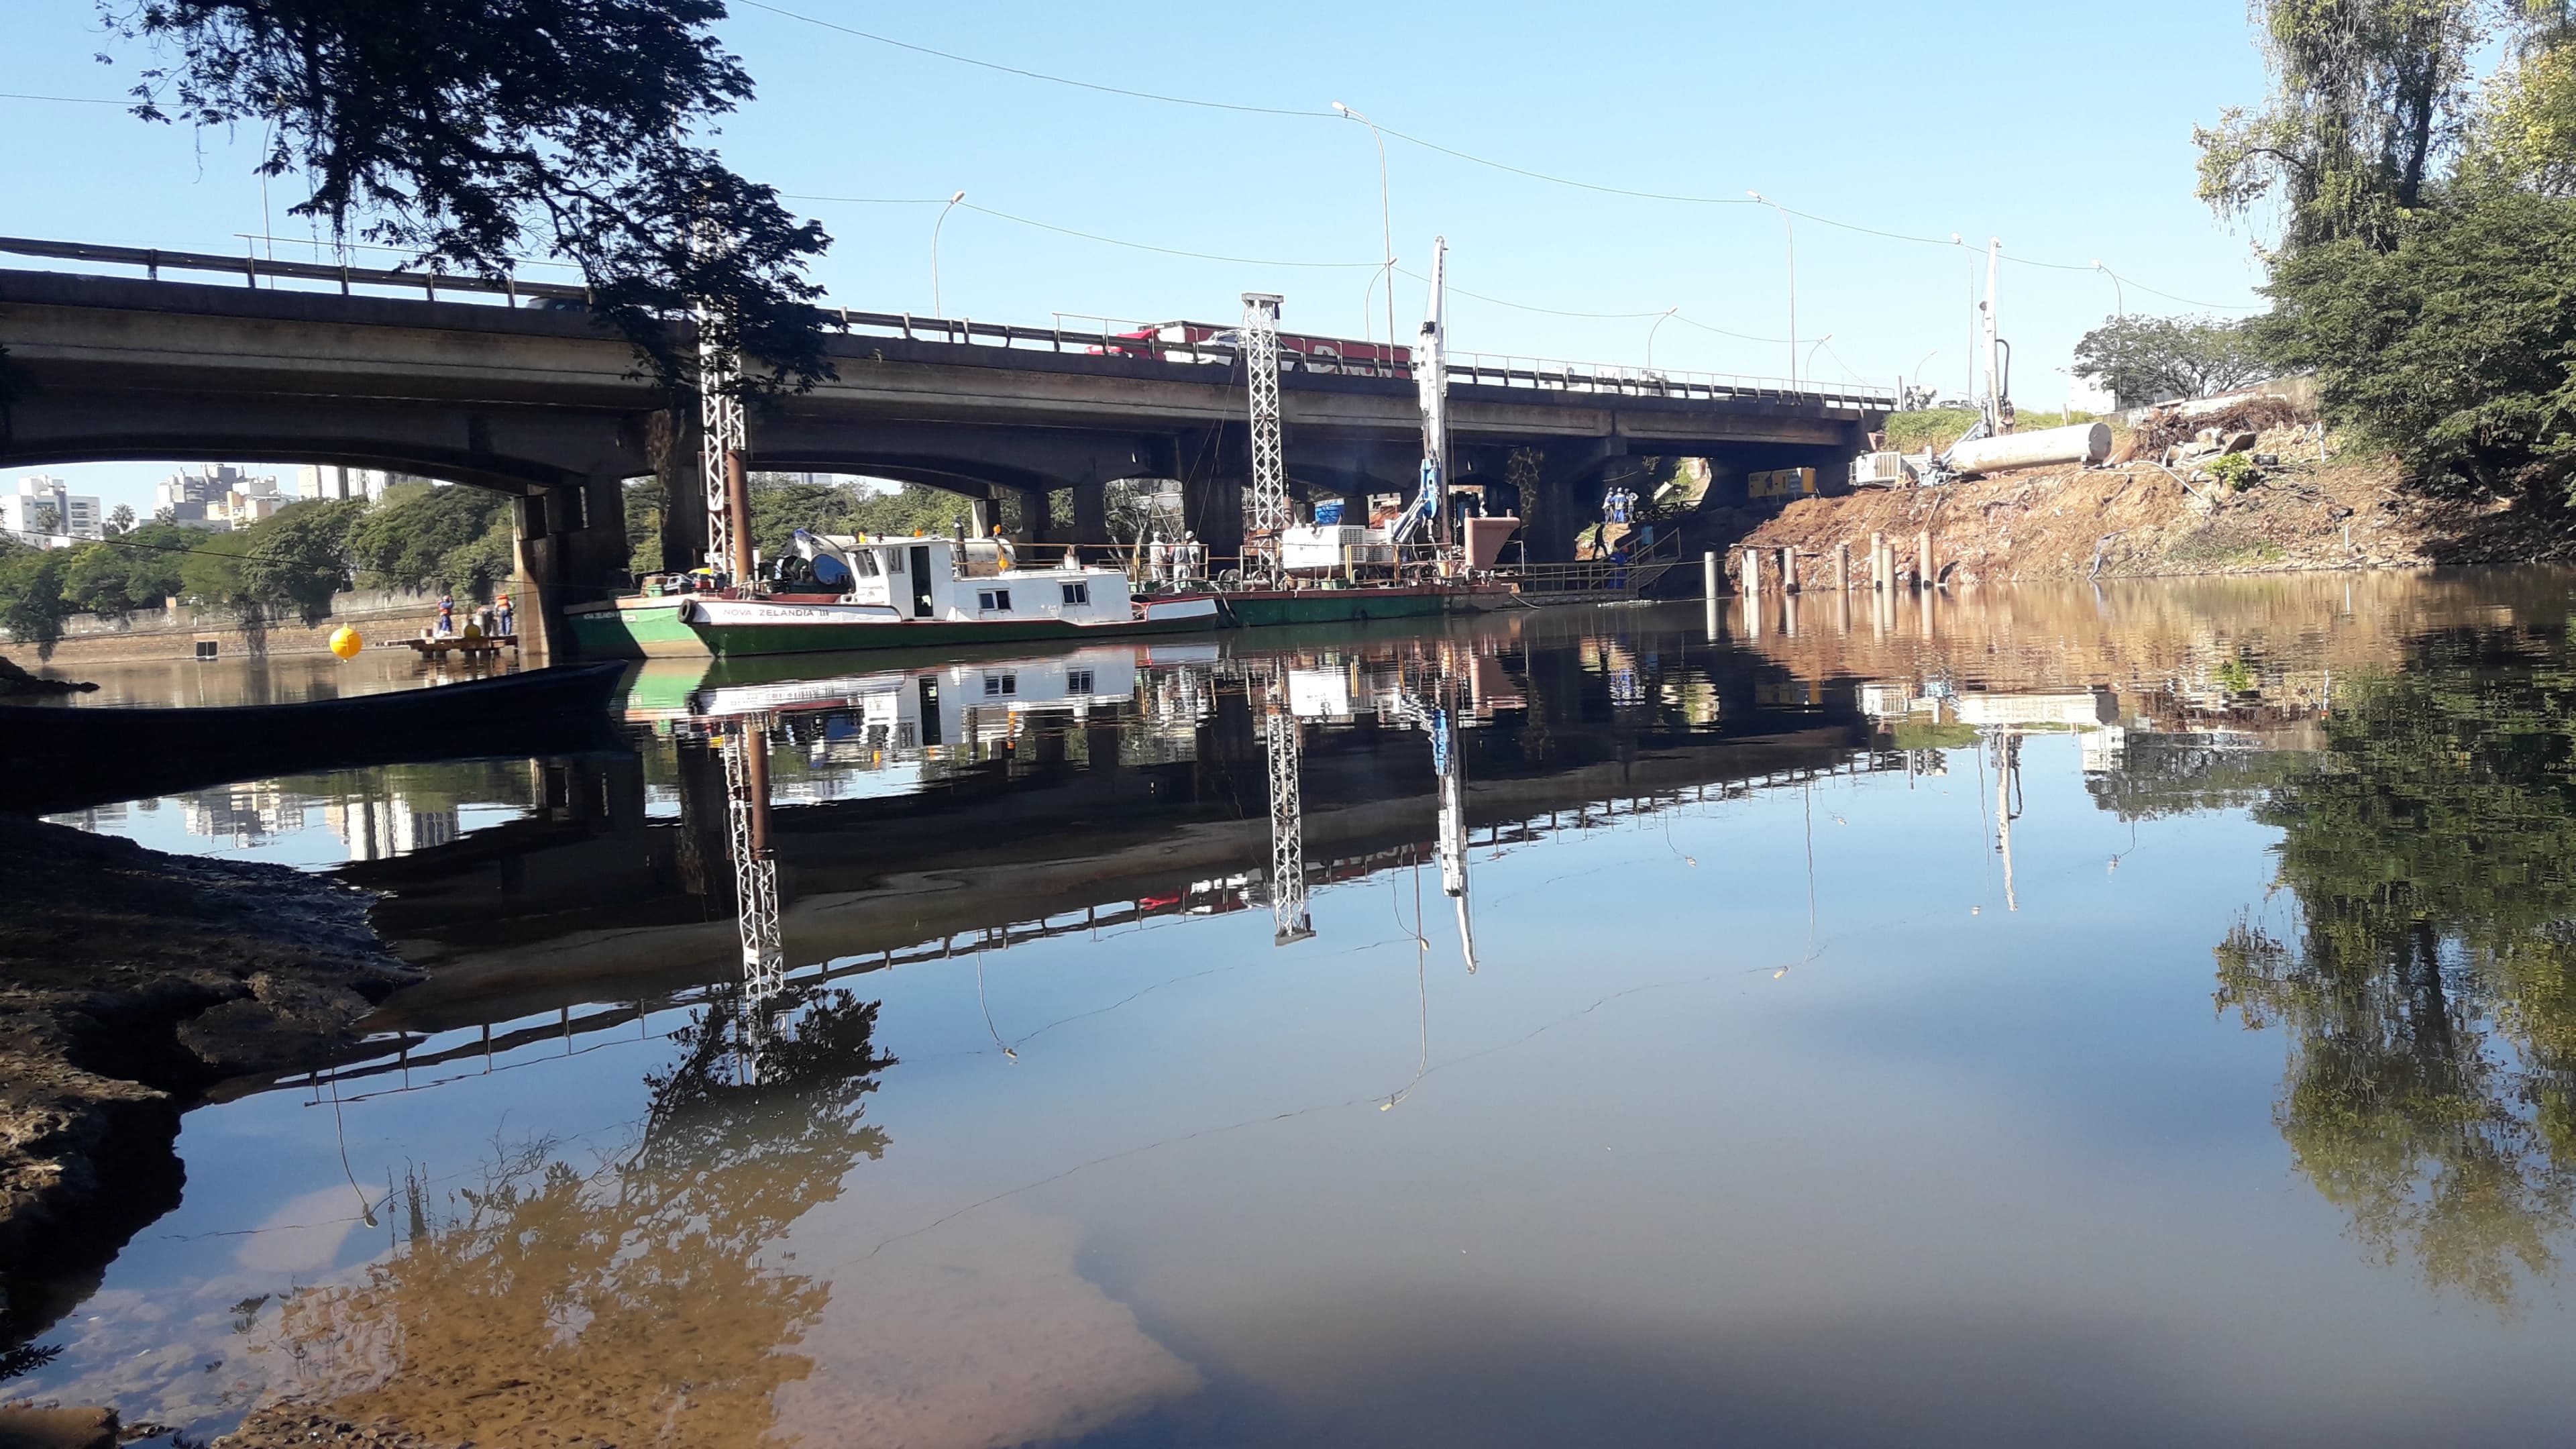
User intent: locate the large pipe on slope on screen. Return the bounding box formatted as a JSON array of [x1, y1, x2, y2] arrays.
[[1946, 421, 2112, 478]]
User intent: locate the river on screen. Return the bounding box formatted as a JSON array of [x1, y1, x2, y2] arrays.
[[17, 571, 2576, 1446]]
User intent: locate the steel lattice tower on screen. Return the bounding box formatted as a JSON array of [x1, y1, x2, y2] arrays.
[[1241, 292, 1287, 584], [698, 333, 745, 574], [1264, 700, 1313, 945]]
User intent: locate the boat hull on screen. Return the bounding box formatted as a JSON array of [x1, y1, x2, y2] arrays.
[[680, 596, 1228, 658], [564, 598, 709, 659], [1222, 585, 1508, 627]]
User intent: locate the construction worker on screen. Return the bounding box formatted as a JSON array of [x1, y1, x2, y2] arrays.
[[1148, 533, 1171, 587]]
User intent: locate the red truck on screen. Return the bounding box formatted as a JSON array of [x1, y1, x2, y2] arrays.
[[1097, 321, 1411, 374]]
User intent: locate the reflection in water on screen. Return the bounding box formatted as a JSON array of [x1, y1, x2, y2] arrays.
[[2217, 645, 2576, 1309], [255, 985, 894, 1444], [40, 572, 2576, 1441]]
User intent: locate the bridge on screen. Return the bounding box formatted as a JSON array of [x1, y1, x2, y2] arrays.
[[0, 238, 1893, 650]]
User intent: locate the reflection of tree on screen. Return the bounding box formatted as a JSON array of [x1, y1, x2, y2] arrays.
[[260, 986, 895, 1442], [2218, 656, 2576, 1308]]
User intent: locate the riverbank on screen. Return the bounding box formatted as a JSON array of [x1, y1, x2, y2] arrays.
[[1719, 433, 2576, 582], [0, 816, 419, 1353]]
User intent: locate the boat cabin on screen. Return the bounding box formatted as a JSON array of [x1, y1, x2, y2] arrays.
[[788, 533, 1138, 624]]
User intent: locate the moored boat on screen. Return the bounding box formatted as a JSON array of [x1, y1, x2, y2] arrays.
[[667, 533, 1228, 659]]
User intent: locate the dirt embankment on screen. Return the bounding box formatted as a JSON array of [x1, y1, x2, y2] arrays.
[[1721, 429, 2576, 583], [0, 816, 419, 1353]]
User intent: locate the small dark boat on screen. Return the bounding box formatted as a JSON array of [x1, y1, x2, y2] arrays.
[[0, 663, 629, 817]]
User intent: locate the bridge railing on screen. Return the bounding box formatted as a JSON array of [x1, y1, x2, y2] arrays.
[[0, 235, 1895, 411]]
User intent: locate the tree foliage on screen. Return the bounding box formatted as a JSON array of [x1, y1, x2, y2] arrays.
[[239, 498, 365, 625], [2263, 186, 2576, 497], [2218, 641, 2576, 1307], [348, 482, 514, 594], [0, 543, 76, 656], [2196, 0, 2491, 251], [97, 0, 837, 395], [2072, 313, 2268, 405]]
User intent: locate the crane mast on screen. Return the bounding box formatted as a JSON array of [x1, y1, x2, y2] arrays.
[[1415, 237, 1451, 549]]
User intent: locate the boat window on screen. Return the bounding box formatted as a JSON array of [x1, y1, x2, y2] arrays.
[[983, 672, 1016, 697], [851, 549, 879, 578], [1061, 582, 1090, 605], [977, 588, 1013, 612], [1067, 668, 1094, 694], [881, 548, 902, 574]]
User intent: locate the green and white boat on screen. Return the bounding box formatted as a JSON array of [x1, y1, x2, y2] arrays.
[[578, 533, 1227, 661]]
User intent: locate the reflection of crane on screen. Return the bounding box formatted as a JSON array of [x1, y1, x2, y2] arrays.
[[1385, 649, 1477, 973], [1992, 731, 2023, 913], [1263, 678, 1315, 946], [720, 721, 787, 1067]]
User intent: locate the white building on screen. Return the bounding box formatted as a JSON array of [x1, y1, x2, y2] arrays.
[[3, 476, 103, 547], [298, 464, 398, 502], [157, 464, 282, 531]]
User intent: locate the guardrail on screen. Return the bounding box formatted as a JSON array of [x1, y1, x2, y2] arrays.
[[0, 236, 1896, 411]]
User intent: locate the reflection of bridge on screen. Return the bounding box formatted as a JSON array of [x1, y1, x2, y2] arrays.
[[334, 633, 1881, 1042], [1, 240, 1888, 647]]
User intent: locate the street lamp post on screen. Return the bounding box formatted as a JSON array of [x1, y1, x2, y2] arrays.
[[2092, 260, 2124, 319], [1332, 101, 1397, 366], [1911, 349, 1939, 406], [1646, 307, 1678, 370], [1805, 332, 1834, 384], [932, 190, 967, 320], [1748, 191, 1796, 387]]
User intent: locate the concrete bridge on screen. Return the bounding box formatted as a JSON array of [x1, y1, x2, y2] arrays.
[[0, 239, 1892, 649]]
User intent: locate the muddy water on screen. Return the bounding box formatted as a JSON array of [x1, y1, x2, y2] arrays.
[[21, 570, 2576, 1446]]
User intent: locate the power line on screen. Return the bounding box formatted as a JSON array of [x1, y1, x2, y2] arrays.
[[788, 191, 1382, 268], [735, 0, 1327, 119], [0, 92, 127, 105]]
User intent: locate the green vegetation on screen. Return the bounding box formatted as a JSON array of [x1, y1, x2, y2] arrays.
[[97, 0, 834, 396], [2218, 653, 2576, 1307], [1882, 407, 2112, 455], [2071, 314, 2264, 406], [2202, 1, 2576, 500], [625, 474, 983, 577], [0, 484, 531, 655], [2206, 451, 2261, 492]]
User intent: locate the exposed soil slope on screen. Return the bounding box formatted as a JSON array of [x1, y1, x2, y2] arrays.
[[1716, 432, 2576, 582]]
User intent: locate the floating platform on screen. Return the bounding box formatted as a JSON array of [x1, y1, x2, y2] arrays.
[[405, 634, 517, 657]]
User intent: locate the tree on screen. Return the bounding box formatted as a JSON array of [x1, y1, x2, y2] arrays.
[[2196, 0, 2490, 251], [99, 0, 837, 397], [2263, 188, 2576, 498], [0, 544, 75, 656], [177, 527, 256, 616], [59, 525, 193, 616], [2072, 314, 2268, 405], [239, 498, 365, 625], [349, 483, 511, 594], [105, 504, 135, 537]]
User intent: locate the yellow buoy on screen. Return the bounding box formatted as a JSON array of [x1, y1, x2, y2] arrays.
[[329, 626, 364, 660]]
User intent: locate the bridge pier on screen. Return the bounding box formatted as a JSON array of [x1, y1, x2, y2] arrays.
[[1181, 474, 1245, 573], [647, 407, 704, 578], [520, 467, 633, 661], [1072, 478, 1108, 553]]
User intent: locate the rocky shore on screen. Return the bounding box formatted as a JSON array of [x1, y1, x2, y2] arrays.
[[0, 814, 419, 1353]]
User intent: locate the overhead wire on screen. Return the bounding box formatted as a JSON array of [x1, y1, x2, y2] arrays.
[[13, 13, 2266, 319]]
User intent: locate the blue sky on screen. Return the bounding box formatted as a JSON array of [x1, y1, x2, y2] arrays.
[[5, 1, 2279, 516]]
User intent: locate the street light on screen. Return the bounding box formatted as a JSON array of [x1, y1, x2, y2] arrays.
[[932, 190, 967, 319], [1332, 101, 1397, 361], [1748, 191, 1796, 386], [1805, 332, 1834, 384], [1912, 348, 1939, 405], [1646, 307, 1678, 369], [2092, 259, 2124, 319]]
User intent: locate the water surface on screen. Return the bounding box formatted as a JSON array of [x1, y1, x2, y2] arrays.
[[21, 571, 2576, 1446]]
